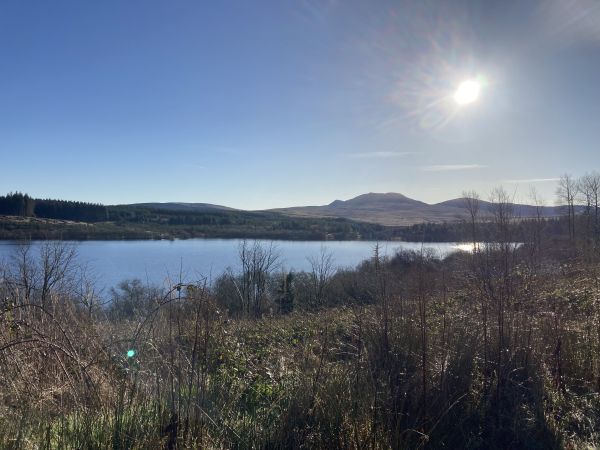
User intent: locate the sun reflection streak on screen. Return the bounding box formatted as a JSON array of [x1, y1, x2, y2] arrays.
[[453, 243, 478, 253], [452, 243, 523, 254]]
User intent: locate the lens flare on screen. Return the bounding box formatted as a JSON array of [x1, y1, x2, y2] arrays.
[[454, 79, 481, 105]]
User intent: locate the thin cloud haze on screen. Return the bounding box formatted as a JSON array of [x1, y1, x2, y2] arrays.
[[349, 151, 417, 159], [421, 164, 487, 172], [503, 178, 560, 183]]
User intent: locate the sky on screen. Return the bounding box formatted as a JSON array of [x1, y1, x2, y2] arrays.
[[1, 0, 600, 209]]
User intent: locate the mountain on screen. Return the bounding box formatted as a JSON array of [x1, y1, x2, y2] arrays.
[[122, 202, 235, 212], [273, 193, 463, 226], [1, 192, 570, 228], [273, 193, 568, 226], [328, 192, 427, 209]]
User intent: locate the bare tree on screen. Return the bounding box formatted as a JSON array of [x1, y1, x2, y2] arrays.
[[528, 187, 546, 262], [373, 243, 391, 357], [5, 242, 78, 310], [556, 174, 578, 241], [9, 243, 38, 304], [75, 264, 105, 319], [463, 189, 490, 381], [487, 186, 517, 411], [39, 241, 77, 309], [307, 245, 335, 307], [415, 246, 429, 414], [462, 190, 481, 252], [236, 240, 280, 317], [489, 186, 515, 247], [578, 172, 600, 243]]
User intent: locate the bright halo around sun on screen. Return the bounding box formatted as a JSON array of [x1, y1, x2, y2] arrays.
[[453, 79, 481, 105]]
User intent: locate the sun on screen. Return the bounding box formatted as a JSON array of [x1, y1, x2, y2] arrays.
[[453, 79, 481, 105]]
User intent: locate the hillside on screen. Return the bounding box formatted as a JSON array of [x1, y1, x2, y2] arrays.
[[122, 202, 235, 212], [273, 193, 568, 226], [435, 198, 569, 218], [0, 192, 572, 239]]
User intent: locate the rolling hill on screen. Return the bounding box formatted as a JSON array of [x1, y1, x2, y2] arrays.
[[122, 202, 235, 212], [272, 193, 569, 226]]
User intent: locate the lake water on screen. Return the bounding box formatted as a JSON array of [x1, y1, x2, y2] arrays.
[[0, 239, 472, 292]]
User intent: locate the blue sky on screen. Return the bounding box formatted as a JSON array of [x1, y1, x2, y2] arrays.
[[1, 0, 600, 209]]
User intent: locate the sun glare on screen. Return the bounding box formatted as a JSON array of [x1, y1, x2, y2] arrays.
[[454, 79, 481, 105]]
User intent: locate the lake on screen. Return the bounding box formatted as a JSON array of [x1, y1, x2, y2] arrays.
[[0, 239, 473, 292]]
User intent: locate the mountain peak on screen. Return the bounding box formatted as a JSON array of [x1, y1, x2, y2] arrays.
[[328, 192, 425, 208], [273, 192, 567, 226]]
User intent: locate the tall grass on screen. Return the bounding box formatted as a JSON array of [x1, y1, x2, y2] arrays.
[[1, 237, 600, 448]]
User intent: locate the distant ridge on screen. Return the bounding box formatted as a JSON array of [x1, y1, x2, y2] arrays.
[[123, 202, 235, 212], [272, 192, 569, 226], [1, 192, 572, 227]]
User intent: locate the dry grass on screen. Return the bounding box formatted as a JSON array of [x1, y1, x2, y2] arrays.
[[1, 239, 600, 449]]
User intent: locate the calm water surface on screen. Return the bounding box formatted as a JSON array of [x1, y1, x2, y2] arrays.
[[0, 239, 472, 291]]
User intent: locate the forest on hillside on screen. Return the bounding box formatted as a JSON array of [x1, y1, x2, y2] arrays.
[[0, 192, 388, 241], [0, 177, 596, 243]]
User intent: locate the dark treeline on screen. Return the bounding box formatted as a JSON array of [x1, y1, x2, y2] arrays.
[[0, 192, 35, 216], [0, 192, 107, 222]]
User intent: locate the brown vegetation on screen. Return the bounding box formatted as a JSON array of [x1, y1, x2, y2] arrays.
[[1, 181, 600, 448]]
